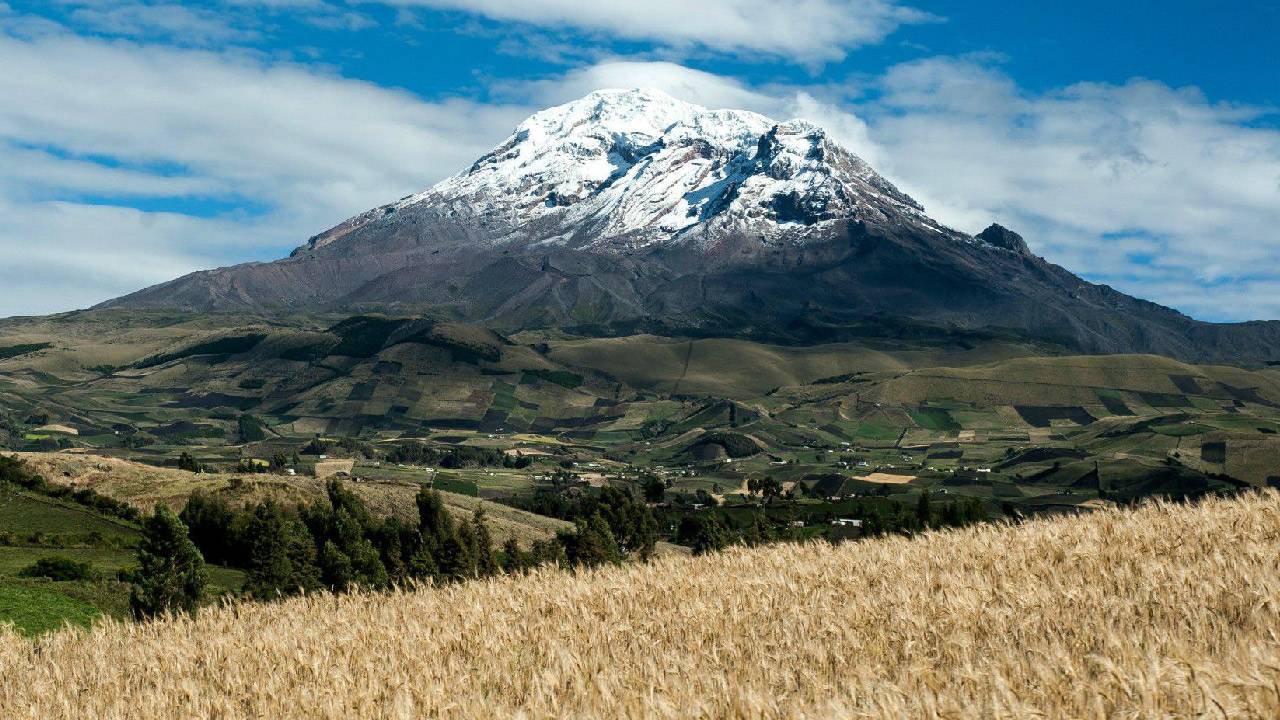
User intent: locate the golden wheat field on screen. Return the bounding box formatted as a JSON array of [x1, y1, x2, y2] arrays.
[[3, 492, 1280, 719]]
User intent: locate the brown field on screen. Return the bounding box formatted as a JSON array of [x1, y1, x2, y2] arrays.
[[33, 424, 78, 435], [313, 459, 356, 479], [856, 472, 916, 484], [3, 491, 1278, 718]]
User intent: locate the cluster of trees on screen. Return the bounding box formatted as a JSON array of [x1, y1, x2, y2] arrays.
[[384, 442, 529, 469], [302, 437, 375, 459], [747, 476, 784, 500], [178, 482, 499, 598], [553, 486, 659, 565], [19, 556, 97, 581], [673, 512, 787, 555], [860, 493, 989, 536], [125, 479, 662, 619], [174, 480, 655, 600], [176, 452, 205, 473], [660, 493, 991, 555], [231, 451, 299, 474]]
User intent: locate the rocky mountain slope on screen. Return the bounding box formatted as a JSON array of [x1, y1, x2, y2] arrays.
[[100, 89, 1279, 362]]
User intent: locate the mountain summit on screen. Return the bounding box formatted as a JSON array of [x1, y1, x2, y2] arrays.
[[300, 89, 945, 256], [102, 89, 1278, 362]]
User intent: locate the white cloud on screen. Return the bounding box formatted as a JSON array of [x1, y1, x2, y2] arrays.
[[0, 197, 276, 317], [301, 9, 377, 30], [0, 29, 533, 316], [375, 0, 933, 63], [65, 2, 257, 45], [858, 57, 1280, 320]]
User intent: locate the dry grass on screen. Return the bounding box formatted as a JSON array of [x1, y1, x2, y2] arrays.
[[3, 492, 1279, 717]]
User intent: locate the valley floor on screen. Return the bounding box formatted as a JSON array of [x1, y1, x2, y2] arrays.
[[3, 491, 1279, 718]]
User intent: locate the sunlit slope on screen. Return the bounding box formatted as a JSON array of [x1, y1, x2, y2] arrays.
[[4, 452, 569, 547], [544, 334, 1037, 398], [4, 492, 1278, 718]]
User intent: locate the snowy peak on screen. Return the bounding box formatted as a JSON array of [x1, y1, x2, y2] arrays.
[[517, 88, 724, 146], [304, 89, 938, 255], [436, 89, 769, 219]]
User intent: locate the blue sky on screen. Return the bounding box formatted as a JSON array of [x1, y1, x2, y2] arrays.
[[0, 0, 1277, 320]]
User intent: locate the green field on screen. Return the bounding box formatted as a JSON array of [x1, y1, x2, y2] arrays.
[[0, 583, 101, 635], [0, 490, 139, 540], [0, 476, 244, 635]]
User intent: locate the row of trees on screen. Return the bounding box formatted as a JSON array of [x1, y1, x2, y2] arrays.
[[129, 480, 660, 619], [663, 494, 991, 555], [383, 442, 531, 469]]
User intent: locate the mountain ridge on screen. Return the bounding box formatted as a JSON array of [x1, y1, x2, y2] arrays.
[[99, 89, 1280, 363]]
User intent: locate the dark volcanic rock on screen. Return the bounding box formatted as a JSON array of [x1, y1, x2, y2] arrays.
[[976, 224, 1031, 254]]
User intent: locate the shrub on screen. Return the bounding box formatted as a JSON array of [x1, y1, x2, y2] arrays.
[[19, 556, 96, 581]]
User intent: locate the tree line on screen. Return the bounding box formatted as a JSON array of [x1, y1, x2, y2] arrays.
[[129, 479, 659, 619], [662, 493, 991, 555], [121, 473, 989, 620]]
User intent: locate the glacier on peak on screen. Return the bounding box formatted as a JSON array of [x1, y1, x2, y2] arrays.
[[302, 88, 941, 255]]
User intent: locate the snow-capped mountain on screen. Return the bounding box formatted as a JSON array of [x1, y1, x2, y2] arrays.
[[102, 89, 1280, 362], [300, 89, 952, 256]]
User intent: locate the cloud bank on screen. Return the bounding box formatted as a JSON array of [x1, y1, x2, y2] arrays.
[[0, 27, 530, 316], [358, 0, 931, 64]]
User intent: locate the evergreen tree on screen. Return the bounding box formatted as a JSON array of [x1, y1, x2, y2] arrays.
[[500, 537, 526, 574], [592, 487, 658, 560], [303, 481, 388, 590], [742, 512, 775, 547], [130, 506, 207, 619], [471, 508, 498, 577], [529, 538, 567, 567], [642, 474, 666, 503], [269, 452, 288, 472], [406, 545, 440, 579], [560, 512, 622, 567], [416, 486, 455, 552], [942, 500, 962, 527], [863, 509, 884, 537], [179, 491, 236, 565], [242, 500, 319, 599], [438, 521, 477, 580], [318, 540, 355, 590], [916, 492, 933, 529], [370, 517, 414, 584], [676, 514, 730, 556]]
